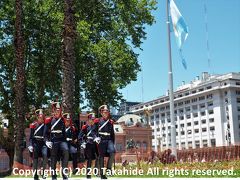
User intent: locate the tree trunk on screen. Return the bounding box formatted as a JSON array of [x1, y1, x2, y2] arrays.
[[74, 73, 80, 113], [13, 0, 26, 165], [61, 0, 76, 115]]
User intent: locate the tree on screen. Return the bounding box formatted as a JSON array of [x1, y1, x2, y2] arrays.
[[0, 0, 157, 171], [74, 0, 157, 111], [61, 0, 76, 115], [13, 0, 26, 166]]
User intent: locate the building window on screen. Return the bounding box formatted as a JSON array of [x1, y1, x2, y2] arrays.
[[181, 131, 185, 135], [206, 86, 212, 90], [185, 106, 191, 112], [194, 129, 199, 133], [180, 124, 184, 128], [208, 101, 213, 107], [209, 118, 214, 123], [201, 111, 206, 116], [174, 110, 177, 114], [237, 98, 240, 104], [185, 100, 190, 104], [199, 88, 204, 92], [236, 82, 240, 86], [186, 114, 191, 119], [194, 121, 199, 126], [211, 139, 216, 147], [200, 103, 206, 109], [201, 119, 206, 124], [199, 96, 205, 101], [193, 113, 198, 118], [238, 107, 240, 112], [210, 126, 215, 131], [192, 90, 197, 94], [202, 128, 207, 132], [225, 98, 229, 104], [192, 105, 198, 110], [207, 94, 213, 99], [195, 141, 200, 148], [192, 98, 198, 103], [178, 102, 183, 106], [188, 130, 192, 134], [179, 109, 184, 113], [236, 91, 240, 95], [203, 140, 208, 147], [208, 109, 214, 115], [185, 92, 190, 96], [188, 141, 193, 148], [224, 91, 228, 96], [187, 122, 191, 127], [181, 142, 186, 149], [180, 116, 184, 120]]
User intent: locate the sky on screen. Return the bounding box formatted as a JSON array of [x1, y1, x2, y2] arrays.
[[120, 0, 240, 103]]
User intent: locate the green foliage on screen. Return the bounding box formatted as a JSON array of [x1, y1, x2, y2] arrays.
[[0, 0, 157, 113]]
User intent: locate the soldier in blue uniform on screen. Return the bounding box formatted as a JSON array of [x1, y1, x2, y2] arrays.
[[28, 109, 48, 180], [79, 113, 99, 179], [44, 102, 69, 180], [93, 105, 115, 179], [63, 113, 78, 175]]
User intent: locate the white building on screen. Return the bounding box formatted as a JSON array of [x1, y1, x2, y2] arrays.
[[129, 72, 240, 150]]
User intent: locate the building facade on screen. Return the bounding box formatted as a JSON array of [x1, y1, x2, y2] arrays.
[[114, 114, 153, 162], [118, 101, 140, 115], [129, 72, 240, 151]]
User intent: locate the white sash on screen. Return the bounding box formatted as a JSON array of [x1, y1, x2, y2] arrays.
[[51, 118, 62, 131], [34, 124, 44, 135], [65, 127, 70, 132], [98, 119, 109, 132]]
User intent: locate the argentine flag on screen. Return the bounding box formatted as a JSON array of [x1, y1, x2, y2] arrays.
[[169, 0, 189, 69]]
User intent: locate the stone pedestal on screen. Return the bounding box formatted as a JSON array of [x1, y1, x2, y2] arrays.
[[121, 151, 138, 163]]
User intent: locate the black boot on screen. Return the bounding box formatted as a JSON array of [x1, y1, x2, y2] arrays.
[[101, 175, 107, 179], [34, 174, 39, 180]]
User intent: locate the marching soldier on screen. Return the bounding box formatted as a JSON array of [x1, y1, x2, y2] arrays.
[[93, 105, 115, 179], [79, 113, 99, 179], [63, 113, 78, 175], [28, 109, 48, 180], [44, 102, 69, 180]]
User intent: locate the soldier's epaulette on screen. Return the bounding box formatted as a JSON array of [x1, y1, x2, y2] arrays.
[[71, 126, 76, 132], [94, 118, 100, 124], [110, 119, 114, 124], [81, 125, 87, 130], [45, 117, 52, 124], [29, 121, 37, 129]]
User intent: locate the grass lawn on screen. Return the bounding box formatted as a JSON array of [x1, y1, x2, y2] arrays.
[[5, 160, 240, 178]]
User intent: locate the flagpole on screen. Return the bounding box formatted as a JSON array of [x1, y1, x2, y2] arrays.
[[166, 0, 177, 158]]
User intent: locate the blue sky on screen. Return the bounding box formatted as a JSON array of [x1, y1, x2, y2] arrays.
[[120, 0, 240, 103]]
